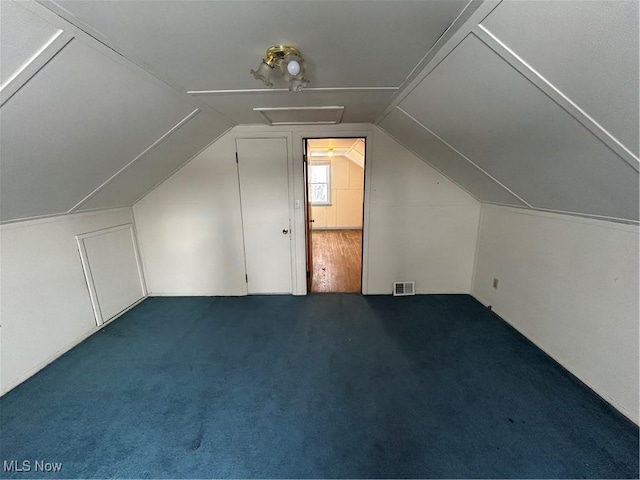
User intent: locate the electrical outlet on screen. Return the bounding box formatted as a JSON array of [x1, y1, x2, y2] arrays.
[[493, 278, 499, 289]]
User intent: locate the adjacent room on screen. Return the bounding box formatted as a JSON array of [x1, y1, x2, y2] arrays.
[[1, 1, 638, 478], [306, 138, 365, 293]]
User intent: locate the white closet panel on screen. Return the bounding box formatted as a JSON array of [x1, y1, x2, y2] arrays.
[[77, 224, 146, 324]]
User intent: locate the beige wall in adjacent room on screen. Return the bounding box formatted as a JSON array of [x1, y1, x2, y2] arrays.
[[311, 155, 364, 229]]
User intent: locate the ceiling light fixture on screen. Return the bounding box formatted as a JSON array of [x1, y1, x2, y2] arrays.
[[251, 45, 310, 92], [310, 149, 343, 158]]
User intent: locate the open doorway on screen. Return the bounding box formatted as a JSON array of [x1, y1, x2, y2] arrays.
[[304, 138, 365, 293]]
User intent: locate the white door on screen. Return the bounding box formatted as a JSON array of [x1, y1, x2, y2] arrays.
[[236, 137, 292, 294]]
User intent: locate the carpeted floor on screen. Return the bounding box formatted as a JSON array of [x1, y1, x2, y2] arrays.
[[1, 295, 637, 478]]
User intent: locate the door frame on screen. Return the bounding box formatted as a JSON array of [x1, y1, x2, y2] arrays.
[[303, 136, 368, 294], [303, 139, 313, 293], [231, 125, 372, 296]]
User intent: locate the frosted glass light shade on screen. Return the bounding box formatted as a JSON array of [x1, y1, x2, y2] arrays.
[[250, 61, 274, 87], [287, 60, 301, 76], [289, 78, 310, 92]]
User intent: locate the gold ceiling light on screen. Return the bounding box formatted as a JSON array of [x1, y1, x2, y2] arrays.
[[251, 45, 310, 92]]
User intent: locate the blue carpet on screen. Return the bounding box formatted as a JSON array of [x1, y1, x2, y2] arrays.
[[1, 295, 637, 478]]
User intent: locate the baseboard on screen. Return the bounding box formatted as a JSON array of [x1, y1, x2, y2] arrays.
[[364, 289, 471, 295], [311, 226, 363, 231], [148, 292, 247, 297], [471, 292, 638, 426], [0, 296, 147, 397]]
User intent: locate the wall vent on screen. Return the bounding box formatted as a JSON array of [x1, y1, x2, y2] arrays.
[[393, 281, 415, 296]]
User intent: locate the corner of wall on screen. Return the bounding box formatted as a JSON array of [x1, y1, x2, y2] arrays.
[[470, 204, 639, 424]]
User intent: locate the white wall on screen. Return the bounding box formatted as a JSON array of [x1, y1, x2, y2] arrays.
[[134, 124, 480, 296], [365, 128, 480, 294], [472, 204, 639, 424], [133, 132, 248, 296], [311, 155, 364, 229], [0, 208, 140, 394]]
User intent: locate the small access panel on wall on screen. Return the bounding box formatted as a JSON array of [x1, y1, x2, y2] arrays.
[[76, 224, 146, 325]]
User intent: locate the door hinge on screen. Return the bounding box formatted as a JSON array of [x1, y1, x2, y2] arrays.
[[245, 274, 248, 283], [235, 152, 239, 163], [306, 271, 310, 279]]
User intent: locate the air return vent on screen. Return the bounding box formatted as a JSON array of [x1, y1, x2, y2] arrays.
[[393, 281, 415, 296]]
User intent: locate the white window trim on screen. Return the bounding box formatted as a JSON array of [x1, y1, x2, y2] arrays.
[[310, 162, 332, 206]]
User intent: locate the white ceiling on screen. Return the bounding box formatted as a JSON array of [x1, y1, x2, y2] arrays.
[[46, 0, 469, 126], [482, 0, 639, 156], [0, 0, 638, 224], [0, 0, 232, 221], [1, 39, 195, 220], [397, 34, 638, 220], [198, 90, 394, 125], [378, 108, 527, 207], [379, 0, 638, 222], [0, 0, 60, 86], [50, 0, 468, 90]]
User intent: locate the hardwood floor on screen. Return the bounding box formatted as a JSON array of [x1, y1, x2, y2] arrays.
[[310, 229, 362, 293]]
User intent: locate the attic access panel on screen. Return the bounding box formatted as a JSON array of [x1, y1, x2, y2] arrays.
[[254, 106, 344, 125]]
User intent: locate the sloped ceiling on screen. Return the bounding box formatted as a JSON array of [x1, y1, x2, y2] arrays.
[[1, 0, 638, 224], [45, 0, 469, 125], [0, 1, 233, 222], [308, 138, 365, 169], [379, 0, 639, 222]]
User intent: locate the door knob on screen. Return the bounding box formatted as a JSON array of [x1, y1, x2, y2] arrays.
[[282, 229, 289, 234]]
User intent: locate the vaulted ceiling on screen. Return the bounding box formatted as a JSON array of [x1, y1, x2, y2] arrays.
[[1, 0, 638, 224], [308, 138, 365, 169]]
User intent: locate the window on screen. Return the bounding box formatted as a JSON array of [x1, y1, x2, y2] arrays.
[[309, 163, 331, 205]]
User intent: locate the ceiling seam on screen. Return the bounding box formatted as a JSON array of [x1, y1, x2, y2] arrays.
[[475, 24, 639, 172], [130, 126, 234, 207], [33, 0, 236, 127], [395, 107, 533, 207], [374, 124, 481, 205], [188, 87, 398, 95], [482, 202, 640, 227], [375, 0, 501, 125], [68, 109, 201, 213], [0, 206, 132, 229], [0, 31, 73, 107], [400, 0, 486, 84]]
